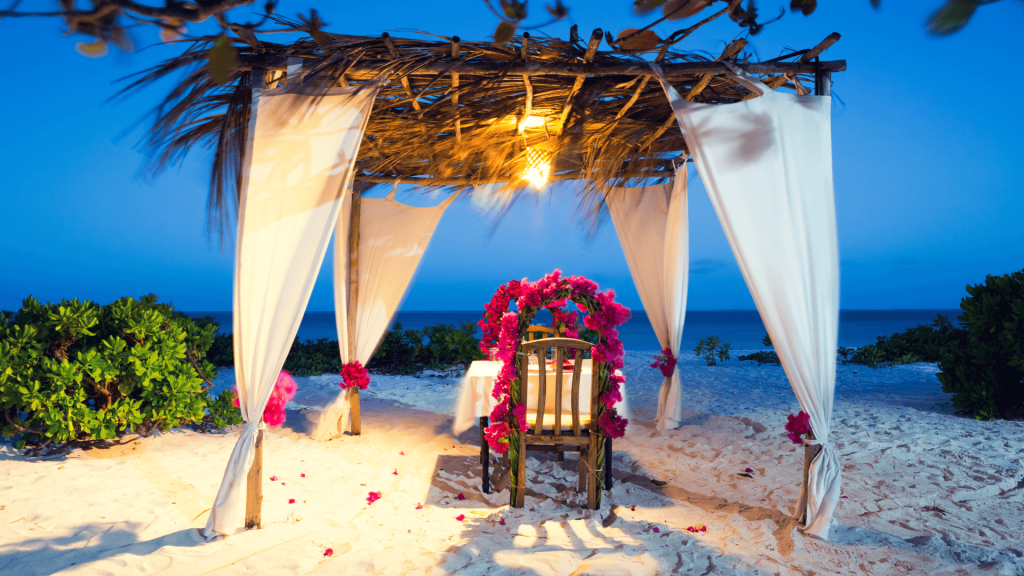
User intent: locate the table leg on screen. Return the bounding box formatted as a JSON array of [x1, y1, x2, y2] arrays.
[[480, 416, 490, 494], [604, 436, 612, 490]]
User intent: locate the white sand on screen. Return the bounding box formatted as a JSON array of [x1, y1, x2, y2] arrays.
[[2, 350, 1023, 575]]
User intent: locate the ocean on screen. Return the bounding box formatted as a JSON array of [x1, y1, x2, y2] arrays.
[[187, 309, 963, 352]]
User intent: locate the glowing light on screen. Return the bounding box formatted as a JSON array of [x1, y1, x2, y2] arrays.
[[517, 115, 547, 134], [523, 147, 551, 189]]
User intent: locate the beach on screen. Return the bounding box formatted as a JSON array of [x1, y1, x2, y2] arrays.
[[2, 350, 1022, 575]]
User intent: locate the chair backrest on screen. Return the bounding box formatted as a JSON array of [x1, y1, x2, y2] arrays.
[[524, 325, 560, 342], [519, 337, 597, 438]]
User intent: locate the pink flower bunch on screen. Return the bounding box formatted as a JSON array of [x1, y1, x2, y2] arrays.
[[651, 348, 677, 378], [517, 269, 565, 309], [233, 370, 297, 428], [785, 411, 812, 445], [547, 300, 580, 338], [478, 280, 522, 354], [598, 410, 628, 439], [600, 373, 625, 410], [339, 361, 370, 390], [566, 275, 598, 299], [484, 421, 511, 454]]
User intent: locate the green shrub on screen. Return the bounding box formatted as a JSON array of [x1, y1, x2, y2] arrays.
[[694, 336, 731, 366], [208, 321, 486, 376], [848, 314, 965, 369], [739, 332, 780, 365], [0, 294, 241, 453], [937, 270, 1024, 420]]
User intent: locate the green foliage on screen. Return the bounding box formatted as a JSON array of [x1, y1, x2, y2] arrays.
[[849, 314, 964, 369], [694, 336, 731, 366], [937, 270, 1024, 420], [207, 321, 486, 376], [740, 332, 780, 365], [0, 294, 242, 453]]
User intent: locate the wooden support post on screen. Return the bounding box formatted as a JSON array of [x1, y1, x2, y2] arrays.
[[347, 181, 362, 436], [604, 436, 612, 490], [815, 68, 831, 97], [798, 430, 822, 525], [557, 28, 602, 135], [451, 36, 461, 144], [244, 426, 264, 529]]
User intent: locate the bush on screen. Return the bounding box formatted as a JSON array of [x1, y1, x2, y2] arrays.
[[208, 321, 486, 376], [694, 336, 731, 366], [0, 294, 241, 453], [937, 270, 1024, 420], [849, 314, 965, 369], [739, 332, 780, 365]]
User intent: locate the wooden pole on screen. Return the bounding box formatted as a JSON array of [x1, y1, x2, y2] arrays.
[[347, 181, 362, 436], [557, 29, 603, 135], [798, 429, 822, 525], [244, 426, 264, 529]]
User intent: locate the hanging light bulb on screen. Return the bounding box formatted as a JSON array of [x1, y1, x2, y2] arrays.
[[523, 147, 551, 189], [517, 114, 547, 134]]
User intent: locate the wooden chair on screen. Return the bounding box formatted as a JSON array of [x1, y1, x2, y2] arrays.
[[517, 337, 603, 509], [524, 325, 560, 341]]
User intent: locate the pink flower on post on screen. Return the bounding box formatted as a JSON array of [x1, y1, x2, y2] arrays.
[[339, 361, 371, 390], [235, 371, 298, 428], [785, 411, 812, 445], [651, 348, 677, 378]]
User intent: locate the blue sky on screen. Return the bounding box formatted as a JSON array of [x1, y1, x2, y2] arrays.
[[1, 1, 1022, 313]]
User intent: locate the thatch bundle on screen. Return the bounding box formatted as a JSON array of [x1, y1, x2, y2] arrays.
[[124, 20, 843, 226]]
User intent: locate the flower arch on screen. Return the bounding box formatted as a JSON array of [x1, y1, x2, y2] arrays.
[[478, 270, 630, 507]]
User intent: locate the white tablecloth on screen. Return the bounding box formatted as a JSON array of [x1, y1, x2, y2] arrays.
[[452, 360, 629, 435]]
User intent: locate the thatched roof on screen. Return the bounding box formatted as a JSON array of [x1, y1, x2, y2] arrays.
[[125, 20, 843, 227]]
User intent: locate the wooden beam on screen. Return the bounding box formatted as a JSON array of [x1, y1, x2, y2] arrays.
[[354, 168, 680, 185], [815, 69, 831, 97], [750, 32, 841, 100], [686, 38, 747, 101], [382, 32, 421, 111], [639, 38, 746, 150], [347, 181, 362, 436], [235, 54, 846, 78], [557, 28, 603, 135]]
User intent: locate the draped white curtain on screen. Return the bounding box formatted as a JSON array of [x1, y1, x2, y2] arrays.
[[651, 63, 841, 539], [203, 82, 378, 539], [311, 188, 456, 440], [603, 171, 689, 430]]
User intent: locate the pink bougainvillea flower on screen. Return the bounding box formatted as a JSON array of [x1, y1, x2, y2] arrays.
[[652, 526, 660, 533], [289, 499, 296, 504], [745, 468, 754, 474], [785, 411, 812, 445], [367, 491, 382, 505], [457, 493, 465, 501], [339, 361, 371, 390], [400, 451, 405, 456], [631, 506, 636, 511], [456, 514, 466, 522], [236, 371, 297, 428], [282, 482, 286, 486], [686, 525, 707, 533], [499, 518, 506, 526], [323, 548, 333, 557], [269, 475, 278, 481], [301, 473, 306, 478], [416, 503, 424, 510], [840, 495, 848, 499], [393, 469, 398, 476]]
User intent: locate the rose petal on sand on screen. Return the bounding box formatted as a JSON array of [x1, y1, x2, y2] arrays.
[[456, 514, 466, 522], [270, 476, 278, 481], [324, 548, 333, 557], [457, 493, 465, 500], [288, 499, 295, 504], [416, 503, 424, 510]]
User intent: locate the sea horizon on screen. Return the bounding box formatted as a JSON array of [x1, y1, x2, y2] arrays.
[[186, 308, 963, 351]]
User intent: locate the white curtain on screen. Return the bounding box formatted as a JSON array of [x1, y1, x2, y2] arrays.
[[311, 188, 456, 440], [651, 63, 841, 539], [602, 172, 689, 430], [203, 81, 378, 539]]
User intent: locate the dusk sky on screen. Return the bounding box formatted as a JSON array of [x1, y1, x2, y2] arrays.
[[2, 1, 1021, 313]]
